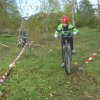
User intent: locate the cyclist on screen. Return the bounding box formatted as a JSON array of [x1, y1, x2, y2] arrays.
[[54, 15, 79, 66], [18, 29, 28, 46]]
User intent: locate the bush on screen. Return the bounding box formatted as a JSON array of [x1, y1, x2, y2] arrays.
[[96, 19, 100, 31], [75, 13, 88, 27], [87, 17, 97, 28]]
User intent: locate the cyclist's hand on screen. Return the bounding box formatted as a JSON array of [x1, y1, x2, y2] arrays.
[[54, 31, 58, 39], [54, 34, 58, 38], [73, 32, 79, 35]]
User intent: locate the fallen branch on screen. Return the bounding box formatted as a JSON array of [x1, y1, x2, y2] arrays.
[[0, 42, 31, 83], [0, 43, 9, 48]]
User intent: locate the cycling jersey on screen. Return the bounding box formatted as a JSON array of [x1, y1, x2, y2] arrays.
[[56, 23, 79, 35]]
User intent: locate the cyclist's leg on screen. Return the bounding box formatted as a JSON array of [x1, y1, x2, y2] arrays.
[[21, 38, 25, 46], [24, 38, 26, 44], [68, 35, 76, 54], [26, 38, 28, 43]]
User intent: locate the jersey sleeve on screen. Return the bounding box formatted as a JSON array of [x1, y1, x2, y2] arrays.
[[56, 24, 62, 33], [68, 24, 74, 30], [68, 23, 79, 33]]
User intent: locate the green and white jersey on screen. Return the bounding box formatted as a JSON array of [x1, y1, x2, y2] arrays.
[[56, 23, 79, 35]]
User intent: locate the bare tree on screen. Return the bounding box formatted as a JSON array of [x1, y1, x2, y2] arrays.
[[98, 0, 100, 18], [67, 0, 77, 26]]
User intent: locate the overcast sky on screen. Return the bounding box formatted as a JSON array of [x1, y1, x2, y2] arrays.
[[16, 0, 97, 17]]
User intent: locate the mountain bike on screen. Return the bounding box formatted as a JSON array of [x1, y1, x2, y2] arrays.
[[61, 34, 72, 74], [17, 36, 28, 47]]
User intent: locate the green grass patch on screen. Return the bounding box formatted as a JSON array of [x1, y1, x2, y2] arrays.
[[0, 27, 100, 100]]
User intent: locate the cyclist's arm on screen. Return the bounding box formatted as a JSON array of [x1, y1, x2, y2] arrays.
[[68, 24, 79, 34], [56, 24, 62, 33], [73, 28, 79, 34], [54, 24, 62, 37]]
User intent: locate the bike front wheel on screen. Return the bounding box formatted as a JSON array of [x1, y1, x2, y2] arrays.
[[64, 45, 72, 74]]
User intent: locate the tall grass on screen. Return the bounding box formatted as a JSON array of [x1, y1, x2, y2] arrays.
[[0, 28, 100, 100]]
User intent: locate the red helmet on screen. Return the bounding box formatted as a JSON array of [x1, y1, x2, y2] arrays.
[[61, 16, 69, 24]]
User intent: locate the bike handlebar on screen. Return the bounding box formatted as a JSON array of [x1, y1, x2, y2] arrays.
[[58, 33, 72, 39]]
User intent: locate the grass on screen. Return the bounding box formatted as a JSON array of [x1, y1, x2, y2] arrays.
[[0, 27, 100, 100]]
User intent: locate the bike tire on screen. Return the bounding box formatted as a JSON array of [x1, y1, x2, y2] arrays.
[[64, 43, 72, 74]]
